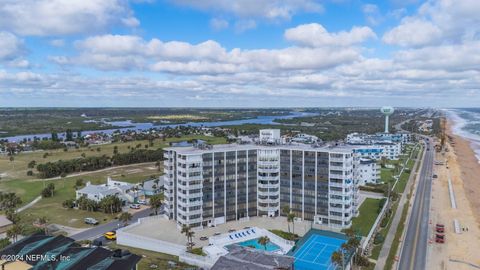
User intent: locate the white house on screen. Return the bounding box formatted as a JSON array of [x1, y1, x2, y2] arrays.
[[76, 177, 138, 203]]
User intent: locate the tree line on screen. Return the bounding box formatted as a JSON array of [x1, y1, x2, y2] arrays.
[[36, 148, 164, 178]]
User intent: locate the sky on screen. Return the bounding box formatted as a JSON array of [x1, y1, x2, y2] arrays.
[[0, 0, 479, 108]]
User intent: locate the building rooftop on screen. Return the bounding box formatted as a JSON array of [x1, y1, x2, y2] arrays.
[[165, 142, 355, 155], [211, 245, 294, 270], [0, 233, 141, 270], [76, 185, 120, 197]]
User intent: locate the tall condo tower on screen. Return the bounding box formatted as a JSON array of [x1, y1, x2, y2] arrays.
[[380, 106, 394, 133]]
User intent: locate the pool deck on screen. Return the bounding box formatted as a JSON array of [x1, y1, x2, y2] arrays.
[[123, 215, 312, 248]]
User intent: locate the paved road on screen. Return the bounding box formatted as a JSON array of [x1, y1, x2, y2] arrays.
[[70, 208, 154, 241], [374, 143, 422, 270], [398, 138, 434, 270]]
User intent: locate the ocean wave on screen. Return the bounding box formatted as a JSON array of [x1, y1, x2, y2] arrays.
[[446, 109, 480, 163]]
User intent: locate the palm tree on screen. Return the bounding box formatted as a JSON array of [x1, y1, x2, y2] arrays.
[[331, 250, 344, 270], [257, 236, 270, 250], [287, 212, 296, 234], [181, 225, 194, 251], [282, 205, 291, 233], [118, 212, 133, 226], [6, 224, 23, 243], [9, 155, 14, 169], [149, 193, 163, 215], [37, 216, 48, 235]]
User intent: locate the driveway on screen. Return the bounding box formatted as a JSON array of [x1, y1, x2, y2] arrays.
[[70, 207, 154, 241]]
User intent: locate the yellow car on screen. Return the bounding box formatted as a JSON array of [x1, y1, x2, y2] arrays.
[[104, 231, 116, 240]]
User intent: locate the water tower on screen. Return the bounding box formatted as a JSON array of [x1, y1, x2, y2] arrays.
[[380, 106, 394, 133]]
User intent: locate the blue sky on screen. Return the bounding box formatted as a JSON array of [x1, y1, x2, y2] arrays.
[[0, 0, 479, 107]]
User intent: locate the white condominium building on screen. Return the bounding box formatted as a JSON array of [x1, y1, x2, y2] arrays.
[[163, 139, 359, 230]]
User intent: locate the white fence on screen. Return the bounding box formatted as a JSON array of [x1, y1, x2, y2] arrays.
[[179, 251, 216, 269], [362, 197, 389, 250]]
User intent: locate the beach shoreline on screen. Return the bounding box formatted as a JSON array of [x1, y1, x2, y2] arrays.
[[445, 119, 480, 225]]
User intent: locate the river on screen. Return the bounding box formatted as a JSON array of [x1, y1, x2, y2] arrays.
[[3, 111, 317, 142]]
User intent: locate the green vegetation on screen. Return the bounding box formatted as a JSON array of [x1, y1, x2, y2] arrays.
[[189, 247, 206, 256], [109, 243, 194, 270], [269, 229, 299, 241], [0, 108, 290, 137], [350, 198, 382, 236], [36, 148, 163, 178]]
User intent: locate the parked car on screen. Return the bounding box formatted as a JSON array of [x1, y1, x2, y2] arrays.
[[84, 217, 99, 225], [104, 231, 117, 240], [129, 204, 141, 209], [436, 227, 444, 233], [436, 223, 445, 228], [138, 199, 147, 205], [433, 174, 438, 178]]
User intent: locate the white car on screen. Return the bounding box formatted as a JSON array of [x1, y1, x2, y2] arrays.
[[138, 199, 147, 205], [129, 204, 141, 209]]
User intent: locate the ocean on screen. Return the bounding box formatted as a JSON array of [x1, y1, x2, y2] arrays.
[[447, 108, 480, 162]]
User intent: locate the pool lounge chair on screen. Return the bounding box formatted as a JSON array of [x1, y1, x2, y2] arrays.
[[229, 235, 233, 240], [246, 230, 250, 235]]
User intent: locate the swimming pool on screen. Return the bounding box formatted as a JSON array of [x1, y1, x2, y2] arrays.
[[289, 230, 347, 270], [231, 238, 281, 252]]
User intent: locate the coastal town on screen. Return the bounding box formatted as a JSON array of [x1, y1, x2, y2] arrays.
[[1, 0, 479, 269], [0, 106, 470, 270]]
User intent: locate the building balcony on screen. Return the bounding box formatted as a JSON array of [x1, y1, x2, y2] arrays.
[[330, 190, 344, 196], [329, 182, 344, 188], [257, 190, 279, 197], [258, 183, 279, 189]]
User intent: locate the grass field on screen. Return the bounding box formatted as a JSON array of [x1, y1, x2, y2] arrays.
[[0, 135, 227, 229], [14, 163, 160, 228], [0, 135, 226, 181], [350, 198, 382, 237]]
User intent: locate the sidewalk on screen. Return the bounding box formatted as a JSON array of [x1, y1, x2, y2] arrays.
[[374, 145, 423, 270]]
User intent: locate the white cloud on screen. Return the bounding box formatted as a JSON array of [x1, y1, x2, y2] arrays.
[[383, 0, 480, 47], [284, 23, 376, 47], [49, 39, 65, 47], [171, 0, 323, 20], [383, 18, 442, 47], [67, 34, 360, 73], [234, 19, 257, 33], [0, 32, 24, 61], [362, 4, 382, 25], [210, 18, 229, 31], [0, 0, 139, 36]]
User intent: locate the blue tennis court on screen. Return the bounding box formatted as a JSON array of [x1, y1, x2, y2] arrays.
[[291, 231, 347, 270]]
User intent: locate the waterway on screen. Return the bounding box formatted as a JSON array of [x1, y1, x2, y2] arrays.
[[3, 111, 316, 142]]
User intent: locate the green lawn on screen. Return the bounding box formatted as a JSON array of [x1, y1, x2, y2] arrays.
[[0, 135, 227, 230], [0, 135, 227, 182], [381, 168, 394, 183], [350, 198, 382, 237]]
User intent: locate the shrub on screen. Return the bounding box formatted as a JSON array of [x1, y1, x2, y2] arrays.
[[62, 199, 75, 209], [374, 233, 384, 245]]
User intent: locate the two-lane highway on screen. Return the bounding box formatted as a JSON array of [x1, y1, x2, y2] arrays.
[[398, 138, 434, 270]]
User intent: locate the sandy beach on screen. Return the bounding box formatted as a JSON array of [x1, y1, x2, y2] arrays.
[[427, 120, 480, 269], [447, 123, 480, 224]]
